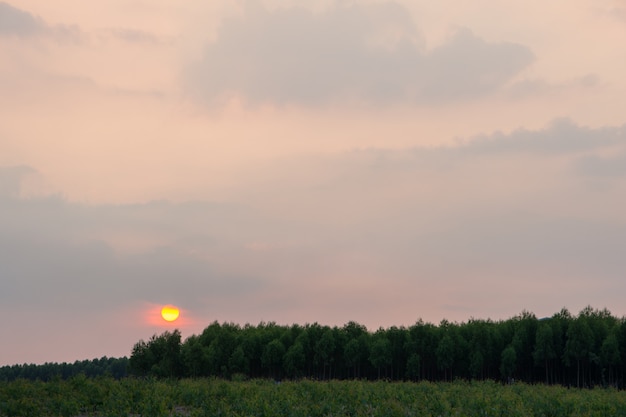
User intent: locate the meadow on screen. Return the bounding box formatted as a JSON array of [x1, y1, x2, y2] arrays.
[[2, 377, 625, 417]]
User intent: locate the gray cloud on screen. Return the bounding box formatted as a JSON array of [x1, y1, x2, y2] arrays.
[[0, 2, 45, 37], [0, 181, 265, 313], [576, 152, 626, 177], [504, 73, 600, 99], [456, 118, 625, 155], [419, 28, 533, 102], [0, 2, 82, 42], [2, 120, 626, 335], [100, 27, 173, 46], [610, 7, 626, 21], [0, 165, 37, 198], [0, 2, 157, 45], [0, 231, 262, 311], [229, 119, 626, 275], [185, 2, 533, 106], [107, 28, 160, 44]]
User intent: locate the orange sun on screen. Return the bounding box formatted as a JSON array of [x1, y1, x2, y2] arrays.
[[161, 305, 180, 322]]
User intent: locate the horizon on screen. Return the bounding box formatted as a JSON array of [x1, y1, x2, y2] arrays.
[[2, 304, 620, 367]]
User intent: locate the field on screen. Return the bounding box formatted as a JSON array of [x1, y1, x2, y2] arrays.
[[2, 377, 626, 417]]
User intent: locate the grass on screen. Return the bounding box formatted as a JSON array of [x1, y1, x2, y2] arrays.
[[2, 377, 626, 416]]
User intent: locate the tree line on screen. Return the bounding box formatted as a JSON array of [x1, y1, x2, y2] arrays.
[[128, 306, 626, 388], [0, 357, 129, 382]]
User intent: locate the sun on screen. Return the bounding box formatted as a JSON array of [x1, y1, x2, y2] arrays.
[[161, 305, 180, 322]]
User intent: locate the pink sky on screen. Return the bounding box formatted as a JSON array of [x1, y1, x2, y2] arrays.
[[1, 0, 626, 365]]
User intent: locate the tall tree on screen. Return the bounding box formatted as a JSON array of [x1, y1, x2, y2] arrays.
[[436, 333, 454, 381], [283, 342, 305, 379], [343, 339, 362, 379], [564, 317, 594, 388], [600, 331, 620, 386], [406, 353, 421, 381], [129, 330, 182, 378], [406, 319, 438, 380], [261, 339, 285, 379], [369, 335, 392, 379], [228, 345, 249, 376], [314, 328, 335, 379], [511, 311, 537, 381], [500, 345, 516, 382], [533, 322, 556, 384], [549, 308, 572, 385]]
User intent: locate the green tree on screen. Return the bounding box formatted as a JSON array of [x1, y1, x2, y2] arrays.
[[314, 328, 336, 379], [406, 320, 438, 380], [469, 350, 484, 380], [500, 345, 516, 382], [600, 332, 620, 386], [205, 340, 223, 376], [228, 345, 249, 376], [465, 319, 490, 380], [283, 342, 305, 378], [533, 322, 556, 384], [386, 326, 408, 380], [341, 321, 368, 379], [406, 353, 421, 381], [129, 330, 183, 378], [436, 333, 454, 381], [261, 339, 285, 379], [129, 339, 153, 377], [511, 311, 537, 381], [343, 339, 362, 379], [369, 335, 392, 379], [564, 317, 593, 388], [549, 308, 572, 385]]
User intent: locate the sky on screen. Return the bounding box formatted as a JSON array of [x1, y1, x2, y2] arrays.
[[1, 0, 626, 365]]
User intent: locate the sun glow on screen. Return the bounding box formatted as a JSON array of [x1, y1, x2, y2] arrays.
[[161, 305, 180, 322]]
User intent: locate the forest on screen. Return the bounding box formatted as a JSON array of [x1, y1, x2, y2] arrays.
[[2, 306, 626, 390], [0, 357, 128, 382], [126, 306, 625, 388]]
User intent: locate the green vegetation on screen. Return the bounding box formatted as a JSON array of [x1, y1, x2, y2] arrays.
[[3, 306, 626, 389], [0, 357, 129, 382], [3, 306, 626, 416], [126, 306, 626, 388], [2, 377, 626, 417]]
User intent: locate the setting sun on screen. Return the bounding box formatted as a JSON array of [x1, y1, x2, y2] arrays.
[[161, 305, 180, 322]]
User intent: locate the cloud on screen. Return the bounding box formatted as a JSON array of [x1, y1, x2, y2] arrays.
[[185, 2, 533, 106], [228, 118, 626, 270], [457, 118, 625, 155], [0, 165, 37, 198], [100, 27, 172, 46], [2, 119, 626, 331], [206, 120, 626, 292], [609, 7, 626, 21], [0, 2, 45, 37], [419, 28, 533, 102], [0, 2, 156, 44], [0, 186, 265, 313], [504, 73, 600, 99], [0, 2, 84, 44], [576, 152, 626, 177]]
